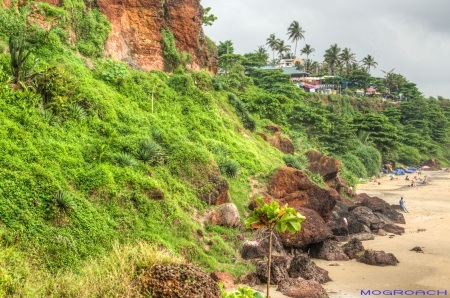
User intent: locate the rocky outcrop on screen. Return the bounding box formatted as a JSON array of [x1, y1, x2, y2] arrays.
[[348, 206, 385, 231], [241, 230, 285, 260], [210, 271, 235, 290], [288, 253, 332, 284], [350, 233, 375, 241], [207, 203, 240, 227], [34, 0, 217, 72], [358, 250, 399, 266], [259, 125, 294, 154], [359, 196, 405, 224], [277, 278, 329, 298], [327, 201, 350, 236], [306, 150, 341, 182], [240, 272, 261, 286], [255, 256, 291, 285], [308, 239, 349, 261], [278, 207, 332, 248], [269, 167, 337, 221], [140, 264, 221, 297], [422, 159, 441, 170], [343, 238, 365, 259]]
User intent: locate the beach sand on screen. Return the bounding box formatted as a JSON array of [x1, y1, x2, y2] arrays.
[[321, 171, 450, 297], [239, 171, 450, 298]]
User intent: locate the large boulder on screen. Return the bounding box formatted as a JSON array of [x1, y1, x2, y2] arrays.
[[288, 253, 332, 284], [255, 256, 291, 284], [140, 264, 221, 298], [306, 150, 341, 182], [308, 239, 349, 261], [422, 159, 441, 171], [278, 207, 333, 248], [269, 167, 337, 221], [210, 271, 235, 290], [277, 278, 329, 298], [259, 125, 294, 154], [348, 206, 385, 231], [373, 212, 394, 225], [359, 195, 406, 224], [207, 203, 240, 227], [327, 201, 350, 236], [358, 250, 399, 266], [354, 193, 371, 203], [241, 230, 285, 260], [342, 238, 365, 259]]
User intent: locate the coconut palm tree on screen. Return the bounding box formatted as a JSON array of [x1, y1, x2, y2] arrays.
[[266, 34, 280, 61], [287, 21, 305, 58], [300, 44, 315, 60], [361, 55, 378, 73], [339, 48, 357, 75], [276, 40, 291, 59], [324, 44, 341, 75]]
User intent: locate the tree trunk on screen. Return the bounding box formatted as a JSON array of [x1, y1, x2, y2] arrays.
[[266, 226, 273, 298]]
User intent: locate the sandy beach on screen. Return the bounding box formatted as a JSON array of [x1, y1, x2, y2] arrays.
[[321, 171, 450, 297], [245, 171, 450, 298]]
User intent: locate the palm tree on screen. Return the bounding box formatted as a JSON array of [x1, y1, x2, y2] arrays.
[[256, 45, 268, 55], [381, 68, 395, 93], [266, 34, 280, 61], [276, 40, 291, 59], [361, 55, 378, 73], [300, 44, 315, 60], [287, 21, 305, 58], [324, 44, 341, 75], [339, 48, 357, 75]]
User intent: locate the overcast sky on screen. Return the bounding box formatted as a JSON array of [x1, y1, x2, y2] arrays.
[[203, 0, 450, 98]]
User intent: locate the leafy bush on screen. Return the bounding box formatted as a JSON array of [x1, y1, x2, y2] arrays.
[[355, 143, 382, 177], [397, 145, 421, 166], [192, 70, 212, 91], [220, 284, 263, 298], [167, 72, 194, 95], [282, 154, 309, 170], [219, 159, 240, 178], [161, 29, 180, 71], [339, 153, 368, 179], [242, 113, 257, 131], [96, 58, 129, 87]]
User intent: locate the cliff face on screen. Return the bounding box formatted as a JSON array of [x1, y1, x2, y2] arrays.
[[96, 0, 216, 72], [31, 0, 217, 72]]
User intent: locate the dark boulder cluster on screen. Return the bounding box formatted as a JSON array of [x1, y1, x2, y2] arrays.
[[140, 264, 221, 298]]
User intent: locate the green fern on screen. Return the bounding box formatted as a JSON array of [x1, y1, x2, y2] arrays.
[[41, 110, 58, 126], [55, 190, 76, 216], [115, 152, 136, 167], [136, 139, 165, 165], [68, 103, 87, 121]]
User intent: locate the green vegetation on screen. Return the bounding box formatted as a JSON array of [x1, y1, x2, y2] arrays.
[[1, 1, 450, 296]]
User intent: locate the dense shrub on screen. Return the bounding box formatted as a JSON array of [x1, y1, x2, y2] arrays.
[[339, 153, 368, 179], [355, 143, 382, 177], [282, 154, 309, 170], [397, 145, 421, 166]]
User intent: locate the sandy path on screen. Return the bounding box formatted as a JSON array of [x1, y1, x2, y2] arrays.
[[235, 172, 450, 297]]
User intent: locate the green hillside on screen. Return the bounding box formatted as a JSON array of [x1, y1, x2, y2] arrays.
[[1, 2, 450, 297]]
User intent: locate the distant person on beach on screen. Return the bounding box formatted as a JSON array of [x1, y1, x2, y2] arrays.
[[418, 168, 422, 176], [399, 197, 408, 213], [411, 180, 418, 189], [405, 175, 409, 181]]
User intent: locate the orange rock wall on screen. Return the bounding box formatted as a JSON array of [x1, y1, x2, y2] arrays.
[[31, 0, 217, 72]]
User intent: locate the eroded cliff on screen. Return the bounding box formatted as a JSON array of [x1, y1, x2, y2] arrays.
[[29, 0, 217, 72]]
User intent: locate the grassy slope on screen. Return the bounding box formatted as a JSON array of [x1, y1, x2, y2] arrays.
[[0, 48, 284, 295]]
